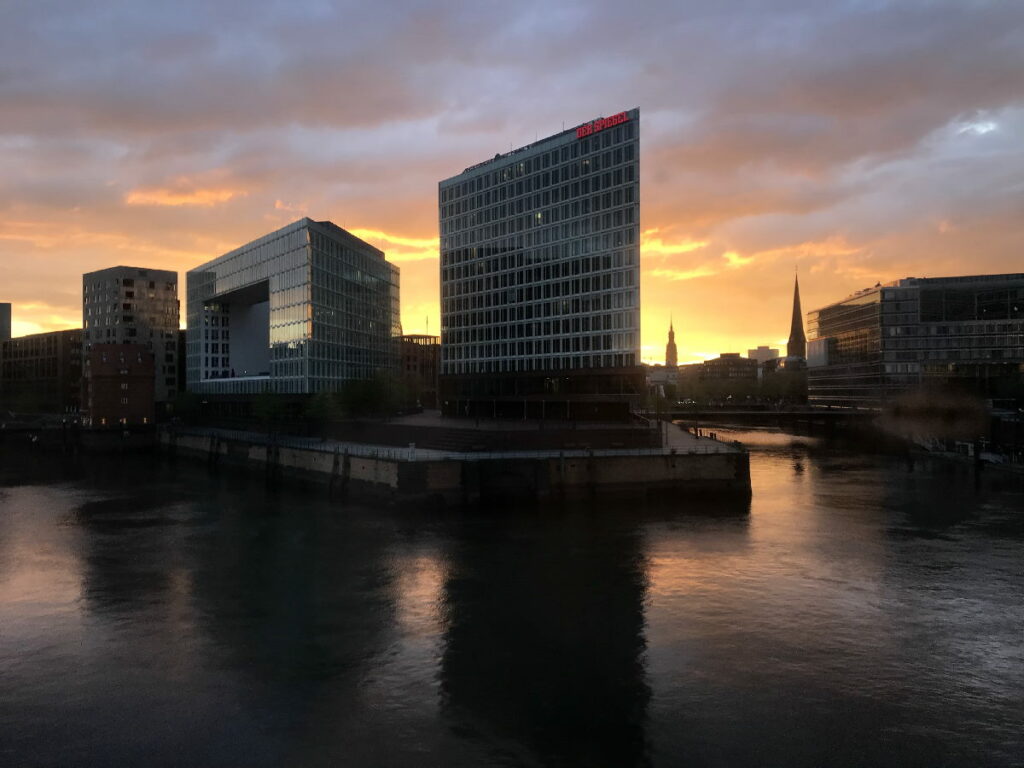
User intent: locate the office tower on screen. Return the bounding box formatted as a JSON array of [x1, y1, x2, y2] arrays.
[[438, 108, 641, 418], [0, 303, 10, 341], [665, 318, 678, 368], [787, 273, 806, 359], [82, 266, 179, 411], [807, 273, 1024, 408], [186, 218, 400, 396]]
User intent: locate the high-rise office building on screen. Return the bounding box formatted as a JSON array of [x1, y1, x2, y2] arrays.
[[438, 108, 641, 418], [807, 273, 1024, 408], [186, 218, 400, 396], [82, 266, 179, 410], [0, 303, 10, 342]]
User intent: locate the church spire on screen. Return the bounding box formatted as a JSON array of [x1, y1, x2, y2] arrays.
[[787, 271, 806, 358], [665, 316, 678, 368]]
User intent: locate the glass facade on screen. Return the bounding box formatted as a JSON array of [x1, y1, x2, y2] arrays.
[[438, 108, 641, 379], [186, 218, 400, 396], [808, 274, 1024, 407]]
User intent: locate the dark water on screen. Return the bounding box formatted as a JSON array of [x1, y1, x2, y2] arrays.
[[1, 432, 1022, 767]]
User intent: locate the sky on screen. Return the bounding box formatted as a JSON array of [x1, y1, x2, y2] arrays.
[[1, 0, 1022, 363]]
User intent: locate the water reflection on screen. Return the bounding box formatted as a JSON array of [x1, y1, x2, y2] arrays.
[[1, 437, 1022, 767], [439, 508, 653, 766]]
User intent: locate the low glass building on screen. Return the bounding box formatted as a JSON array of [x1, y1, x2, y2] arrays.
[[807, 273, 1024, 408], [186, 218, 400, 396]]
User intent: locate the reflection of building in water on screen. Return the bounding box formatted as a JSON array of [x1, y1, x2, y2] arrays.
[[439, 514, 650, 765], [808, 273, 1024, 408]]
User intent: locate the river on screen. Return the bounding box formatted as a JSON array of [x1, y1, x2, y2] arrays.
[[1, 429, 1022, 767]]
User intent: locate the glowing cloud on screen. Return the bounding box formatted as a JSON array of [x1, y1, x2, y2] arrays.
[[641, 228, 709, 258], [125, 170, 248, 207], [125, 185, 243, 207], [647, 266, 717, 281], [9, 302, 80, 337], [722, 251, 754, 268], [350, 228, 439, 263]]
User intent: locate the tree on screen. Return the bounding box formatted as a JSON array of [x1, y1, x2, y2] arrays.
[[253, 388, 287, 434], [172, 391, 202, 423], [304, 390, 341, 437]]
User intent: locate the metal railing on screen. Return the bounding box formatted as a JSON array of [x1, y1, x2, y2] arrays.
[[168, 426, 741, 462]]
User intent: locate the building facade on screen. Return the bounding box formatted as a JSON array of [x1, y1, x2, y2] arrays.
[[400, 334, 440, 409], [748, 346, 780, 365], [186, 218, 400, 396], [83, 344, 155, 427], [701, 353, 760, 383], [0, 303, 10, 342], [807, 273, 1024, 408], [438, 109, 641, 418], [0, 329, 82, 413], [82, 266, 179, 411]]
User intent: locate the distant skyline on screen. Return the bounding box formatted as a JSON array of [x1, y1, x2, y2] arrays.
[[2, 0, 1022, 364]]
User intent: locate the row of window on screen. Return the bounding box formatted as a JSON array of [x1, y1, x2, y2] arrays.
[[446, 271, 636, 308], [445, 332, 636, 359], [445, 311, 637, 345], [444, 248, 636, 285], [443, 352, 637, 376], [443, 290, 636, 328], [441, 149, 637, 224], [84, 279, 174, 294], [441, 121, 636, 203]]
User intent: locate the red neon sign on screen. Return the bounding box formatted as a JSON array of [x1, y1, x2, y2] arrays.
[[576, 111, 629, 139]]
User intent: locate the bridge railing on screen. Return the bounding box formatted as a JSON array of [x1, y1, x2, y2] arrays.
[[168, 426, 742, 462]]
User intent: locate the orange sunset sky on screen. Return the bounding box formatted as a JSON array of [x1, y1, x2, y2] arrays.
[[2, 1, 1022, 363]]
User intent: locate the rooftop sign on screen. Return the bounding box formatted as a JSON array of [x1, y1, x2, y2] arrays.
[[576, 111, 629, 139]]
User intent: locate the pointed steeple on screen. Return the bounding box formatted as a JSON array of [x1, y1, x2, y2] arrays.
[[787, 271, 806, 359], [665, 316, 678, 368]]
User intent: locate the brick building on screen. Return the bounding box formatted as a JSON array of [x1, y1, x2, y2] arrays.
[[83, 343, 155, 427]]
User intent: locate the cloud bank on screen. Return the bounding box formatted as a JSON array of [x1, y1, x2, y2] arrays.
[[1, 0, 1022, 359]]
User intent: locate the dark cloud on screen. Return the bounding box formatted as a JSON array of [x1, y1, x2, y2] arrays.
[[1, 0, 1023, 351]]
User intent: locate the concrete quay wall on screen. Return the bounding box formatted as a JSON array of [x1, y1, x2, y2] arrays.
[[161, 431, 750, 506]]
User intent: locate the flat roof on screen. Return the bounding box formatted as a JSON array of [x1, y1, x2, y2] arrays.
[[440, 107, 639, 186]]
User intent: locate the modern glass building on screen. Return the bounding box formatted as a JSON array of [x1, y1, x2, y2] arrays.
[[438, 108, 642, 418], [186, 218, 400, 396], [807, 273, 1024, 408]]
